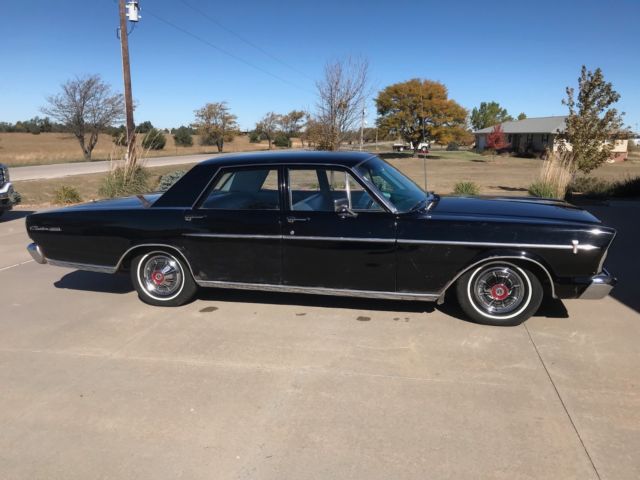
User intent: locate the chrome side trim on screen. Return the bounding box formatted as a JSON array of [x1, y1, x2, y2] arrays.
[[397, 239, 599, 251], [183, 233, 396, 243], [47, 259, 117, 274], [194, 279, 440, 302], [184, 233, 281, 240], [437, 255, 557, 299], [27, 243, 46, 264], [284, 235, 395, 243], [44, 244, 199, 279]]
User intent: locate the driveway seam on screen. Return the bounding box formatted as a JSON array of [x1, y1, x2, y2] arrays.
[[524, 323, 601, 480]]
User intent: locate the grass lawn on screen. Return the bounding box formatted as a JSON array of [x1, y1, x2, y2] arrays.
[[12, 148, 640, 207]]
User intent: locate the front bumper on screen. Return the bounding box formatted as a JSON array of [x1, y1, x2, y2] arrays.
[[0, 182, 14, 210], [578, 269, 617, 299], [27, 243, 47, 264]]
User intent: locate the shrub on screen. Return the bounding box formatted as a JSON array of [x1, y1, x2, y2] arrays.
[[453, 181, 479, 196], [567, 176, 612, 198], [528, 181, 558, 198], [173, 126, 193, 147], [10, 190, 21, 205], [446, 142, 459, 151], [610, 176, 640, 197], [54, 186, 82, 204], [249, 131, 261, 143], [274, 133, 290, 148], [157, 170, 186, 192], [142, 128, 166, 150], [99, 166, 150, 198]]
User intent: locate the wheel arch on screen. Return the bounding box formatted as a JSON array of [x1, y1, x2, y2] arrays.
[[116, 243, 197, 279], [440, 251, 557, 300]]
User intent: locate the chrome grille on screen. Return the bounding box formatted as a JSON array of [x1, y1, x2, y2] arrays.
[[0, 167, 5, 185]]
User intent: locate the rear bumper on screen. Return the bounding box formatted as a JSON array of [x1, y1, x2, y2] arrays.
[[578, 269, 617, 300], [27, 243, 47, 264]]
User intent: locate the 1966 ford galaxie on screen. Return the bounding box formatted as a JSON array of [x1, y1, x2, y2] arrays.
[[26, 151, 617, 326]]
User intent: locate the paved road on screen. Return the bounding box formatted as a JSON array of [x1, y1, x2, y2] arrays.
[[0, 206, 638, 479], [11, 154, 214, 181]]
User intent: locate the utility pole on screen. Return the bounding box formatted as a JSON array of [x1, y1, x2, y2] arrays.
[[118, 0, 139, 168]]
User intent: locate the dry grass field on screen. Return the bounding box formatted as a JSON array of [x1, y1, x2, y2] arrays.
[[385, 151, 640, 196], [0, 132, 272, 167], [12, 149, 640, 207]]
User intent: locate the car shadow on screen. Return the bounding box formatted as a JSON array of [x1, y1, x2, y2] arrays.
[[52, 270, 572, 322], [198, 287, 437, 314], [54, 270, 133, 294], [1, 210, 35, 221], [581, 202, 640, 314]]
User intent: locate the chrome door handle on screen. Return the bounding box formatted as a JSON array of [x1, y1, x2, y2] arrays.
[[286, 216, 310, 223], [185, 214, 205, 221]]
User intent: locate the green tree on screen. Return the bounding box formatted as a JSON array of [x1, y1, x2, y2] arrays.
[[136, 121, 154, 134], [141, 128, 166, 150], [255, 112, 281, 149], [470, 101, 513, 131], [279, 110, 307, 139], [173, 126, 193, 147], [559, 66, 628, 173], [193, 102, 239, 152], [376, 78, 468, 146], [517, 112, 527, 121]]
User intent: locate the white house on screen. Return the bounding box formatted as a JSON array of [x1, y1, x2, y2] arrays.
[[474, 116, 629, 162]]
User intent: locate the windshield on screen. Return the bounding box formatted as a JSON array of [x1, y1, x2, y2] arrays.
[[355, 157, 426, 212]]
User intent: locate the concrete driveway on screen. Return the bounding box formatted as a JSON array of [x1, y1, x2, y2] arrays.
[[0, 205, 638, 479]]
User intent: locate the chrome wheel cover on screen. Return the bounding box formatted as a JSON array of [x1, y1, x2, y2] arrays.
[[140, 253, 184, 300], [471, 266, 526, 316]]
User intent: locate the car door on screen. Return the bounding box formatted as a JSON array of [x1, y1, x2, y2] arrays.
[[181, 166, 283, 284], [282, 166, 396, 292]]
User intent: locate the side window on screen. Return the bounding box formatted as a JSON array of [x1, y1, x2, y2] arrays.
[[288, 167, 382, 212], [201, 168, 279, 210]]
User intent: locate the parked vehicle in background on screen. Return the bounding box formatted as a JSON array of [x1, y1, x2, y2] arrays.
[[0, 163, 15, 217], [25, 151, 618, 326], [392, 142, 430, 153]]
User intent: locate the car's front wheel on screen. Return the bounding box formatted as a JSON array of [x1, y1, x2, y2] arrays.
[[456, 262, 543, 326], [131, 250, 197, 306]]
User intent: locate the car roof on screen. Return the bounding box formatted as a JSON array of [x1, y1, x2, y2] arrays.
[[200, 150, 377, 168]]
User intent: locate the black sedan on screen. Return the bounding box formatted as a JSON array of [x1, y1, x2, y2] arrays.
[[26, 152, 616, 326]]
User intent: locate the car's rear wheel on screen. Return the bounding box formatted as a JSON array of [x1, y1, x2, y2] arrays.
[[456, 262, 543, 326], [130, 250, 197, 306]]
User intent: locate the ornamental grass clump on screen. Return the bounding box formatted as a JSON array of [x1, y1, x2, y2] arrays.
[[528, 150, 575, 199], [453, 181, 480, 196]]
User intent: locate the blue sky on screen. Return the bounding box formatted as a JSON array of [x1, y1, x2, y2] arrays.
[[1, 0, 638, 131]]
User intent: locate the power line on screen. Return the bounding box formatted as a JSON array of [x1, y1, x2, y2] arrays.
[[144, 8, 312, 94], [178, 0, 314, 82]]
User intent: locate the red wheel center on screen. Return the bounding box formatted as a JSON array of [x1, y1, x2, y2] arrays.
[[490, 284, 510, 301], [151, 271, 165, 285]]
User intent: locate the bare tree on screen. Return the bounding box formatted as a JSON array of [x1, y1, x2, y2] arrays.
[[315, 57, 369, 150], [42, 75, 124, 160], [255, 112, 281, 149], [193, 102, 239, 153]]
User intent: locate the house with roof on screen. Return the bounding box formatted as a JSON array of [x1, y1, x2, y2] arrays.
[[474, 115, 629, 161]]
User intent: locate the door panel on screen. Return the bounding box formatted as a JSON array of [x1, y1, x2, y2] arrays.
[[282, 166, 396, 291], [181, 167, 282, 284]]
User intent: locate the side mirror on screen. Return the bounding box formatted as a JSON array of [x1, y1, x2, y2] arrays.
[[334, 198, 357, 218]]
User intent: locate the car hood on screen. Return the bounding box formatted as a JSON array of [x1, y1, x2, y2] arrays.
[[430, 195, 600, 225], [52, 193, 162, 212]]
